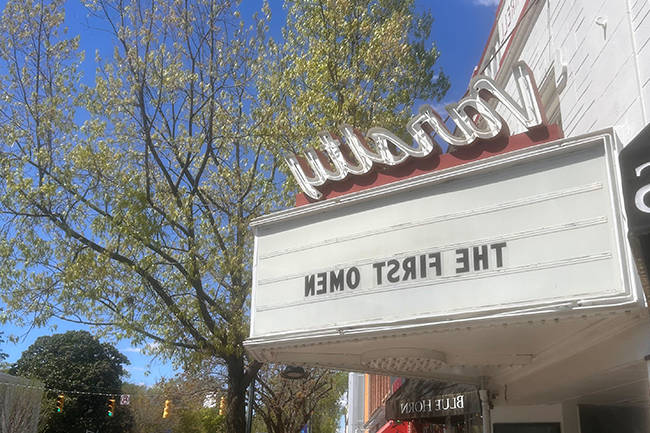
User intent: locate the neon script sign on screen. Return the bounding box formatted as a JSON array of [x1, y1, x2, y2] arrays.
[[286, 61, 546, 200]]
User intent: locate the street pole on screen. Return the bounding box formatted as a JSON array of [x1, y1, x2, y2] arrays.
[[479, 376, 491, 433], [245, 376, 256, 433]]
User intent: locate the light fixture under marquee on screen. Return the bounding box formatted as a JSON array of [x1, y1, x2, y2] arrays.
[[280, 365, 309, 380], [285, 61, 547, 201]]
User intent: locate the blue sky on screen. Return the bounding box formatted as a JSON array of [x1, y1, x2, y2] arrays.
[[0, 0, 498, 386]]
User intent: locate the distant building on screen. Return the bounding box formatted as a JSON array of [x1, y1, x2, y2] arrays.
[[346, 374, 404, 433], [0, 372, 43, 433]]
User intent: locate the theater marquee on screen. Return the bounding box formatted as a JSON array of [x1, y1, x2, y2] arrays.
[[248, 129, 638, 350]]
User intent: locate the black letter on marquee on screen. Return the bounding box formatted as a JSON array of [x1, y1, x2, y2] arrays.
[[347, 267, 360, 289], [387, 259, 401, 283], [330, 269, 344, 292], [316, 272, 327, 295], [474, 245, 489, 271], [491, 242, 507, 268], [456, 249, 470, 273], [429, 252, 442, 276], [402, 257, 416, 281], [420, 254, 427, 278], [305, 274, 315, 297], [373, 262, 386, 285]]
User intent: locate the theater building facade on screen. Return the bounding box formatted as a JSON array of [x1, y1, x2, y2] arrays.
[[245, 0, 650, 431]]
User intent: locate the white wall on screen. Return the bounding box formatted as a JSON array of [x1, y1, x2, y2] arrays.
[[347, 372, 366, 433], [553, 0, 644, 142], [496, 0, 650, 145], [491, 403, 581, 433], [630, 0, 650, 135], [562, 403, 581, 433], [491, 404, 563, 424]]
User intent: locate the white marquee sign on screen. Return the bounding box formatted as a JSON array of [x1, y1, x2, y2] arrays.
[[286, 62, 545, 200], [249, 130, 637, 342]]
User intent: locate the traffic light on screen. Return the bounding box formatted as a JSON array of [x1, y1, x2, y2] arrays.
[[219, 396, 226, 415], [108, 398, 116, 417], [162, 399, 171, 418], [56, 394, 65, 413]]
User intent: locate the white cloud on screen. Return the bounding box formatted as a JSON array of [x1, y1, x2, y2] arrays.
[[473, 0, 500, 6], [122, 347, 143, 353], [125, 366, 146, 372]]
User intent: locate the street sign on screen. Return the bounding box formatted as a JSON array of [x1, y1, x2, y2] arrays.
[[120, 394, 130, 405]]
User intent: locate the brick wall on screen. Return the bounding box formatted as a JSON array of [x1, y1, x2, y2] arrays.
[[367, 374, 391, 417]]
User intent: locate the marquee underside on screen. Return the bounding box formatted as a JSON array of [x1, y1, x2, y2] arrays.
[[246, 309, 650, 406]]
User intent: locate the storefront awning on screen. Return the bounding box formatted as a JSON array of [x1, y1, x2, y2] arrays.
[[364, 405, 386, 431], [376, 421, 408, 433], [385, 380, 480, 422]]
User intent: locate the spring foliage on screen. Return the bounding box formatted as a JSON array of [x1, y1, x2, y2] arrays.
[[0, 0, 448, 431], [258, 0, 450, 170]]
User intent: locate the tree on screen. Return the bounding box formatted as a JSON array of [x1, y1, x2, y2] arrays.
[[9, 331, 132, 433], [175, 407, 225, 433], [0, 332, 8, 362], [122, 379, 227, 433], [253, 366, 347, 433], [0, 0, 275, 431], [158, 373, 226, 433], [0, 1, 449, 432], [309, 371, 347, 433], [121, 383, 169, 433], [258, 0, 450, 192]]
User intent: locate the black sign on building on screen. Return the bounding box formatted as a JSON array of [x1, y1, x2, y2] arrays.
[[384, 380, 481, 424], [619, 124, 650, 297]]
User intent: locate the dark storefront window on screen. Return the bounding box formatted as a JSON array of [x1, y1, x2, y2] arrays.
[[578, 405, 650, 433], [493, 423, 561, 433]]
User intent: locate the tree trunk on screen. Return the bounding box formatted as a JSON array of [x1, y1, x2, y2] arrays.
[[226, 355, 247, 433]]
